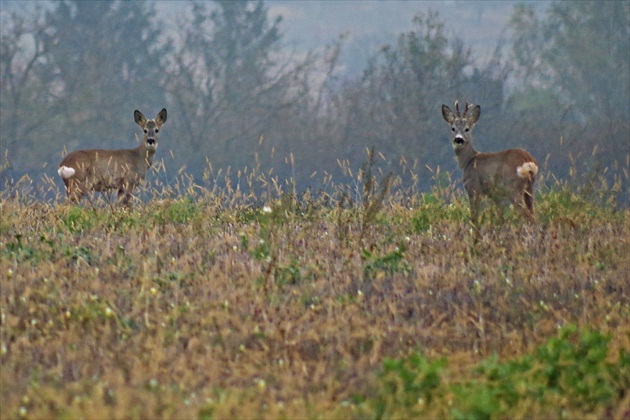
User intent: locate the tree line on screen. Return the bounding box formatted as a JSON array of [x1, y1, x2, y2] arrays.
[[1, 0, 628, 203]]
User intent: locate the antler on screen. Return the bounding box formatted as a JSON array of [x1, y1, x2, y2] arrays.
[[462, 102, 473, 117], [454, 100, 473, 117]]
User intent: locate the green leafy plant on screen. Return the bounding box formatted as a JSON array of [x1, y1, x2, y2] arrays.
[[362, 242, 411, 280], [59, 206, 97, 232], [374, 352, 446, 419], [451, 326, 629, 419], [164, 197, 200, 224], [366, 327, 628, 419]]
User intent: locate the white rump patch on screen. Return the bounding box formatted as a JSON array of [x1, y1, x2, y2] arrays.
[[58, 165, 76, 179], [516, 162, 538, 179]]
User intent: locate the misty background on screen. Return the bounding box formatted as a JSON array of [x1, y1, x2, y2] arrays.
[[1, 1, 628, 203]]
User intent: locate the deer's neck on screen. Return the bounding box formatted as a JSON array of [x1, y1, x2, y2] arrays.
[[136, 144, 156, 168], [455, 144, 479, 171]]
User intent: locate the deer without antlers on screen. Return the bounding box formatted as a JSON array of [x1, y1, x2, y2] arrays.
[[441, 101, 538, 226], [58, 108, 167, 205]]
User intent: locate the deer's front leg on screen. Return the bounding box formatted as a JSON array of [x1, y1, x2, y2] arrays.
[[469, 193, 482, 228], [467, 193, 483, 243], [118, 182, 135, 206]]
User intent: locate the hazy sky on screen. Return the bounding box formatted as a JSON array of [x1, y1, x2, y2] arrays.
[[274, 1, 549, 59], [1, 1, 549, 68], [156, 1, 550, 71]]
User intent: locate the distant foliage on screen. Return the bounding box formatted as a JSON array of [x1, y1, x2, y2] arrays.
[[164, 1, 293, 173], [511, 2, 629, 124], [508, 2, 630, 193], [1, 0, 627, 203]]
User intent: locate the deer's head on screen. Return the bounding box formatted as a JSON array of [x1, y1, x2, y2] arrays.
[[441, 101, 480, 151], [134, 108, 167, 152]]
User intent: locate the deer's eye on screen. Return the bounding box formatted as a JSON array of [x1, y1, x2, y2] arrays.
[[144, 129, 148, 134], [465, 127, 470, 132], [451, 127, 455, 132], [155, 129, 159, 133]]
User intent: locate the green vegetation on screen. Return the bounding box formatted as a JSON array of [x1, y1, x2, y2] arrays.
[[370, 327, 628, 419], [1, 163, 628, 418]]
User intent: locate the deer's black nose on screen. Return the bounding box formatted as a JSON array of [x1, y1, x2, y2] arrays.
[[147, 138, 156, 145], [454, 137, 465, 145]]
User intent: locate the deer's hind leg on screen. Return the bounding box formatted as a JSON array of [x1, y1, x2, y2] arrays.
[[64, 178, 85, 203], [511, 182, 535, 222], [523, 180, 536, 222]]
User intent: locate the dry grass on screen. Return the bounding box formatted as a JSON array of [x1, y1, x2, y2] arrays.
[[1, 160, 628, 419]]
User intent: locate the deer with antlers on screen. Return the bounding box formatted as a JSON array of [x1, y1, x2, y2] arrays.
[[441, 101, 538, 226]]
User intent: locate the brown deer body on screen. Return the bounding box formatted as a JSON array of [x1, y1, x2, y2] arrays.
[[58, 109, 167, 205], [441, 101, 537, 225]]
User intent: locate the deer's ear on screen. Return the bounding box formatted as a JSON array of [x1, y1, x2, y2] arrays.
[[467, 105, 481, 125], [156, 108, 167, 126], [442, 105, 455, 124], [134, 110, 147, 126]]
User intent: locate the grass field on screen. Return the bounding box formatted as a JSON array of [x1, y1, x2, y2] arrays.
[[1, 158, 629, 419]]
